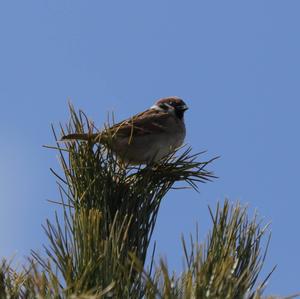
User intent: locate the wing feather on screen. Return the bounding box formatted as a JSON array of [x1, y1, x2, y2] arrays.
[[106, 109, 169, 137]]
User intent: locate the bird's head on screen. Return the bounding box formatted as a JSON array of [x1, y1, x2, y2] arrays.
[[152, 96, 189, 119]]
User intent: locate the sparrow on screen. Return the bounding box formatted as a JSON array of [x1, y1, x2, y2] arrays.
[[61, 96, 188, 164]]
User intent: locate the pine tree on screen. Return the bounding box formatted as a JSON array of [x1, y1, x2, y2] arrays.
[[0, 105, 295, 299]]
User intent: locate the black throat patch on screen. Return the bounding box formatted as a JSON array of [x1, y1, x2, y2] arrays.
[[175, 109, 184, 120]]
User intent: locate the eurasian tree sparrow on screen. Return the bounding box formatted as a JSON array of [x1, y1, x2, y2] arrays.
[[61, 97, 188, 164]]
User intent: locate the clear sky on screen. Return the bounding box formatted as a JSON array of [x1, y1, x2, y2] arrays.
[[0, 1, 299, 296]]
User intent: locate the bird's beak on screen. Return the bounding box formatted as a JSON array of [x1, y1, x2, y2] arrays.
[[180, 104, 189, 111]]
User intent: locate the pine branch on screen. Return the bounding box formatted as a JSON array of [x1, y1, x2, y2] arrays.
[[137, 200, 279, 299], [0, 105, 292, 298], [33, 105, 217, 297]]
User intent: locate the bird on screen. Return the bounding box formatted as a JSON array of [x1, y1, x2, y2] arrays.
[[61, 96, 188, 164]]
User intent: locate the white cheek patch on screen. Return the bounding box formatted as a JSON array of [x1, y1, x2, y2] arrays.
[[151, 103, 175, 115], [150, 104, 165, 111], [164, 103, 174, 110], [164, 103, 176, 116]]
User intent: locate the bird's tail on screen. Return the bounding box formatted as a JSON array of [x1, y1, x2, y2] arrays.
[[61, 133, 100, 142]]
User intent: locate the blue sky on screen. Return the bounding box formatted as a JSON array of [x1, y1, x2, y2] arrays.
[[0, 1, 299, 295]]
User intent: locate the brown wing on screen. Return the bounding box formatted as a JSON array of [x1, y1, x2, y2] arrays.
[[105, 109, 170, 138], [61, 109, 171, 144]]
